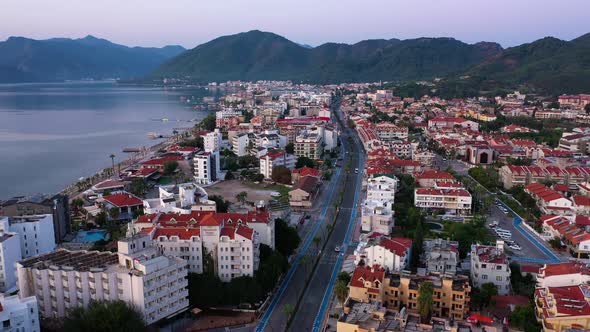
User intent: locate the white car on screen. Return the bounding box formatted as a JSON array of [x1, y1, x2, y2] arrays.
[[334, 246, 341, 253], [509, 244, 522, 251]]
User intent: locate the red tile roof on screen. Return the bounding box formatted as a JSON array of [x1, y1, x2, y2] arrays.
[[379, 237, 412, 256], [350, 265, 385, 288], [541, 262, 590, 277], [153, 227, 201, 240], [102, 192, 143, 207], [292, 166, 321, 177]]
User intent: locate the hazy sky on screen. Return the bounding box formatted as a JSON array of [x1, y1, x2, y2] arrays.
[[1, 0, 588, 49]]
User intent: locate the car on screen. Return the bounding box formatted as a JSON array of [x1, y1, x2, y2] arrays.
[[334, 246, 341, 253], [354, 168, 359, 174], [509, 244, 522, 251], [489, 221, 499, 228], [442, 158, 448, 161]]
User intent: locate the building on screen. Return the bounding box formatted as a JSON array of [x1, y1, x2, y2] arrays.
[[423, 238, 459, 275], [414, 188, 472, 215], [0, 294, 40, 332], [470, 242, 511, 295], [294, 130, 323, 160], [289, 176, 320, 208], [142, 182, 216, 214], [101, 193, 143, 221], [348, 265, 471, 321], [361, 200, 394, 235], [524, 183, 573, 215], [354, 235, 412, 272], [130, 210, 274, 281], [203, 129, 222, 152], [231, 133, 250, 157], [0, 214, 56, 258], [536, 262, 590, 288], [0, 230, 21, 293], [291, 167, 321, 184], [259, 150, 297, 179], [366, 175, 398, 204], [193, 150, 221, 185], [535, 284, 590, 332], [17, 235, 189, 325], [337, 300, 390, 332]]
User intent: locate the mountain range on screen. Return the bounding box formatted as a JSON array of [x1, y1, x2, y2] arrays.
[[1, 30, 589, 94], [0, 35, 185, 82]]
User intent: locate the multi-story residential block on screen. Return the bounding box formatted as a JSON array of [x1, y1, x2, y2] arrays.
[[17, 235, 189, 325], [374, 123, 409, 141], [535, 284, 590, 332], [414, 188, 472, 215], [0, 230, 21, 293], [354, 235, 412, 272], [0, 214, 56, 258], [427, 116, 479, 131], [536, 262, 590, 288], [294, 130, 323, 160], [193, 150, 221, 185], [361, 200, 394, 235], [143, 182, 216, 214], [414, 170, 457, 188], [130, 210, 274, 281], [203, 128, 223, 152], [256, 131, 287, 150], [559, 94, 590, 110], [470, 242, 511, 295], [524, 183, 573, 215], [259, 150, 297, 179], [348, 265, 471, 321], [231, 133, 250, 157], [0, 294, 40, 332], [366, 175, 398, 204], [423, 238, 459, 275]]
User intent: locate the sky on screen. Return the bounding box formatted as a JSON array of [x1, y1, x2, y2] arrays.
[[1, 0, 589, 49]]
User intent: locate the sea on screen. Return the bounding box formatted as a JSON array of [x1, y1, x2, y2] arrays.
[[0, 81, 214, 199]]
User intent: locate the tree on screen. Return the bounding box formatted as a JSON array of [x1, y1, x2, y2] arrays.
[[334, 280, 349, 310], [95, 211, 108, 227], [272, 166, 292, 184], [275, 218, 301, 257], [225, 171, 235, 180], [283, 303, 295, 323], [418, 282, 434, 323], [129, 178, 148, 196], [199, 114, 216, 131], [337, 271, 351, 285], [285, 143, 295, 154], [63, 300, 145, 332], [479, 282, 498, 308], [109, 154, 116, 176], [547, 101, 560, 109], [109, 207, 120, 221], [313, 236, 321, 252], [510, 302, 542, 332], [163, 160, 178, 175], [296, 156, 315, 169], [210, 195, 230, 212], [236, 191, 248, 204]]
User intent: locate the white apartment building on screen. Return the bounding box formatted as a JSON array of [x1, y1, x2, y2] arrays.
[[0, 215, 56, 258], [232, 133, 250, 157], [536, 262, 590, 288], [414, 188, 472, 215], [259, 151, 297, 179], [203, 128, 222, 152], [193, 150, 221, 185], [353, 235, 412, 272], [366, 175, 398, 204], [470, 241, 511, 295], [143, 182, 216, 214], [294, 130, 323, 159], [361, 200, 394, 235], [17, 235, 189, 325], [0, 294, 40, 332], [0, 230, 21, 293], [375, 123, 409, 141], [256, 131, 287, 150], [423, 238, 459, 275], [130, 211, 274, 282]]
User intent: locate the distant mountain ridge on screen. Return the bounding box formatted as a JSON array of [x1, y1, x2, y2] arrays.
[[152, 30, 503, 83], [0, 35, 185, 82]]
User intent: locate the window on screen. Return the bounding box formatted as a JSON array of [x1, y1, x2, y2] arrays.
[[482, 274, 488, 280], [496, 276, 503, 281]]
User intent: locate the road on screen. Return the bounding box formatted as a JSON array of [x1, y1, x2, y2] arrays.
[[254, 98, 363, 332], [287, 116, 363, 332]]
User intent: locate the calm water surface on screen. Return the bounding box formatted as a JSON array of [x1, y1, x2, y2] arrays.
[[0, 81, 212, 199]]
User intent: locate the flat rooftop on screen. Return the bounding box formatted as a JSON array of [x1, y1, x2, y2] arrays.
[[19, 249, 118, 272]]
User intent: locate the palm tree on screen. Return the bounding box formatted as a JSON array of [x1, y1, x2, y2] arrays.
[[313, 236, 321, 253], [334, 280, 349, 311], [109, 154, 116, 176]]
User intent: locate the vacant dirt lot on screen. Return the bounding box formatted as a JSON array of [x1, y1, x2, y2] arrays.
[[207, 180, 289, 204]]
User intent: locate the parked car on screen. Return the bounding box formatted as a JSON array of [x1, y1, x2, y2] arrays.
[[509, 244, 522, 251], [334, 246, 341, 253]]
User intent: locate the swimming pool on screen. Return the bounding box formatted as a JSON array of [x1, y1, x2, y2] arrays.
[[75, 230, 110, 243]]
